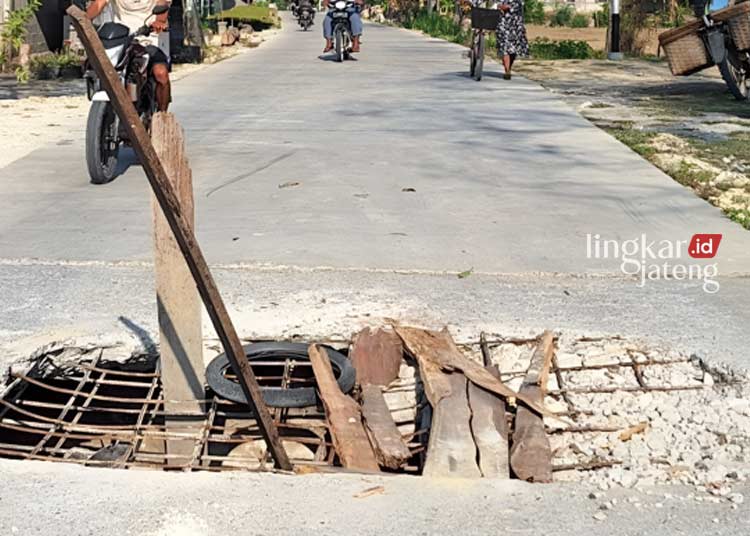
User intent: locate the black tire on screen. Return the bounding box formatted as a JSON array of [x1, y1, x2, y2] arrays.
[[85, 101, 120, 184], [205, 342, 356, 408], [473, 32, 484, 82], [335, 27, 343, 62], [718, 46, 749, 101]]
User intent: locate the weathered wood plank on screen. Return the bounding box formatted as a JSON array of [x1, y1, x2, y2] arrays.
[[394, 326, 552, 418], [152, 113, 205, 466], [66, 6, 291, 471], [468, 365, 509, 479], [510, 330, 555, 483], [423, 372, 481, 478], [308, 345, 379, 472], [350, 327, 403, 387], [360, 385, 411, 470]]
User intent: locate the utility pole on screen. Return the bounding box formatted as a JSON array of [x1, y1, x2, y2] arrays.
[[609, 0, 623, 60]]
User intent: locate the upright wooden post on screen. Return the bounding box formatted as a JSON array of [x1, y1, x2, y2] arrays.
[[152, 113, 205, 466], [66, 5, 291, 471]]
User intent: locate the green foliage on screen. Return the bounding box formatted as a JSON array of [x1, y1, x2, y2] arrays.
[[549, 4, 574, 27], [529, 37, 601, 60], [0, 0, 41, 72], [524, 0, 545, 24], [570, 13, 589, 28], [208, 5, 278, 28], [726, 208, 750, 230], [403, 10, 469, 45], [593, 3, 608, 27]]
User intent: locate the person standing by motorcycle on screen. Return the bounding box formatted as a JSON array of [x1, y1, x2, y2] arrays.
[[85, 0, 172, 112], [322, 0, 363, 53]]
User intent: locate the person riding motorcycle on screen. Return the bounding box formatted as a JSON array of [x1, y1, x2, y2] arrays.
[[322, 0, 363, 53], [297, 0, 315, 22], [85, 0, 171, 112]]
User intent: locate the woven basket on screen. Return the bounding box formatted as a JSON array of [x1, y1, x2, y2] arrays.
[[713, 3, 750, 51], [659, 21, 712, 76]]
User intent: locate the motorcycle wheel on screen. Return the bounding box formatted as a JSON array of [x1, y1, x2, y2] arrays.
[[718, 45, 749, 101], [85, 101, 120, 184], [335, 28, 344, 62]]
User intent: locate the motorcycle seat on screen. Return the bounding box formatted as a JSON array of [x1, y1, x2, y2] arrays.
[[97, 22, 130, 42]]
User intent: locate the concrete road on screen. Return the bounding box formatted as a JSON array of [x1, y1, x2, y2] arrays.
[[1, 18, 749, 359]]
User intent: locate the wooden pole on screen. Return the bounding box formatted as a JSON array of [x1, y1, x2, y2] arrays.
[[65, 5, 291, 471], [151, 112, 205, 466]]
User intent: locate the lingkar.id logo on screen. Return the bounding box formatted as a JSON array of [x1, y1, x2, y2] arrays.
[[586, 233, 722, 293]]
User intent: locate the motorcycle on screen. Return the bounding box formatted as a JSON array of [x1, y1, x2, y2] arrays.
[[329, 0, 356, 62], [297, 3, 315, 31], [701, 13, 749, 101], [83, 4, 169, 184]]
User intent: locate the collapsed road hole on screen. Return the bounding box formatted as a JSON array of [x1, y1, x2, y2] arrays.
[[0, 333, 748, 488]]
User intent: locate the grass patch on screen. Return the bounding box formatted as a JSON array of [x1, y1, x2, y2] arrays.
[[726, 208, 750, 229], [668, 160, 716, 189], [529, 38, 604, 60], [687, 131, 750, 168], [209, 5, 278, 29], [604, 125, 657, 158]]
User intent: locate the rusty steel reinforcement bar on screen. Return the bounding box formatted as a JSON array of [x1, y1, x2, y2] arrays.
[[64, 5, 291, 471]]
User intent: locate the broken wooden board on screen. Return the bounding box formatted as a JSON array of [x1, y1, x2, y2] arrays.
[[308, 344, 379, 472], [394, 326, 553, 418], [360, 384, 411, 470], [66, 6, 291, 471], [423, 371, 481, 478], [152, 112, 205, 466], [350, 327, 403, 387], [509, 330, 555, 483], [468, 365, 509, 479]]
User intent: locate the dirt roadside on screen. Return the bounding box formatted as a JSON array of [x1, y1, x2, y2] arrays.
[[515, 58, 750, 230], [0, 27, 281, 170]]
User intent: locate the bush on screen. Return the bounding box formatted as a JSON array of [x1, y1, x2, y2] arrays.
[[549, 4, 574, 27], [570, 13, 589, 28], [524, 0, 545, 25], [208, 5, 278, 29], [593, 3, 609, 27], [403, 11, 468, 45], [529, 37, 601, 59]]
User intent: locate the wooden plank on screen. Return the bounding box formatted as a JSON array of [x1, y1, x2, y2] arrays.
[[350, 327, 403, 387], [394, 326, 553, 418], [467, 365, 509, 479], [509, 330, 555, 483], [308, 344, 379, 472], [65, 5, 291, 471], [151, 112, 205, 466], [423, 372, 481, 478], [360, 384, 411, 470]]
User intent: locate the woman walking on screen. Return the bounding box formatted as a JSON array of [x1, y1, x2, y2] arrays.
[[496, 0, 529, 79]]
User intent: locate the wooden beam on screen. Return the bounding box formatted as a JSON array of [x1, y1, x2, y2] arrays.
[[468, 366, 509, 479], [350, 327, 403, 387], [65, 6, 291, 471], [151, 112, 205, 466], [422, 372, 481, 478], [509, 330, 555, 483], [394, 326, 553, 418], [360, 385, 411, 470], [308, 345, 379, 472]]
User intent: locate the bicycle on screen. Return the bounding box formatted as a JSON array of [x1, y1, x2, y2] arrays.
[[469, 5, 500, 81]]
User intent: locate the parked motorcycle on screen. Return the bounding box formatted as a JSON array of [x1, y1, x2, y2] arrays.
[[330, 0, 356, 62], [297, 3, 315, 31], [83, 4, 169, 184], [702, 13, 749, 100]]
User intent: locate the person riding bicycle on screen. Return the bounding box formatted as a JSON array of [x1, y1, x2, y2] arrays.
[[85, 0, 172, 112], [322, 0, 363, 53]]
